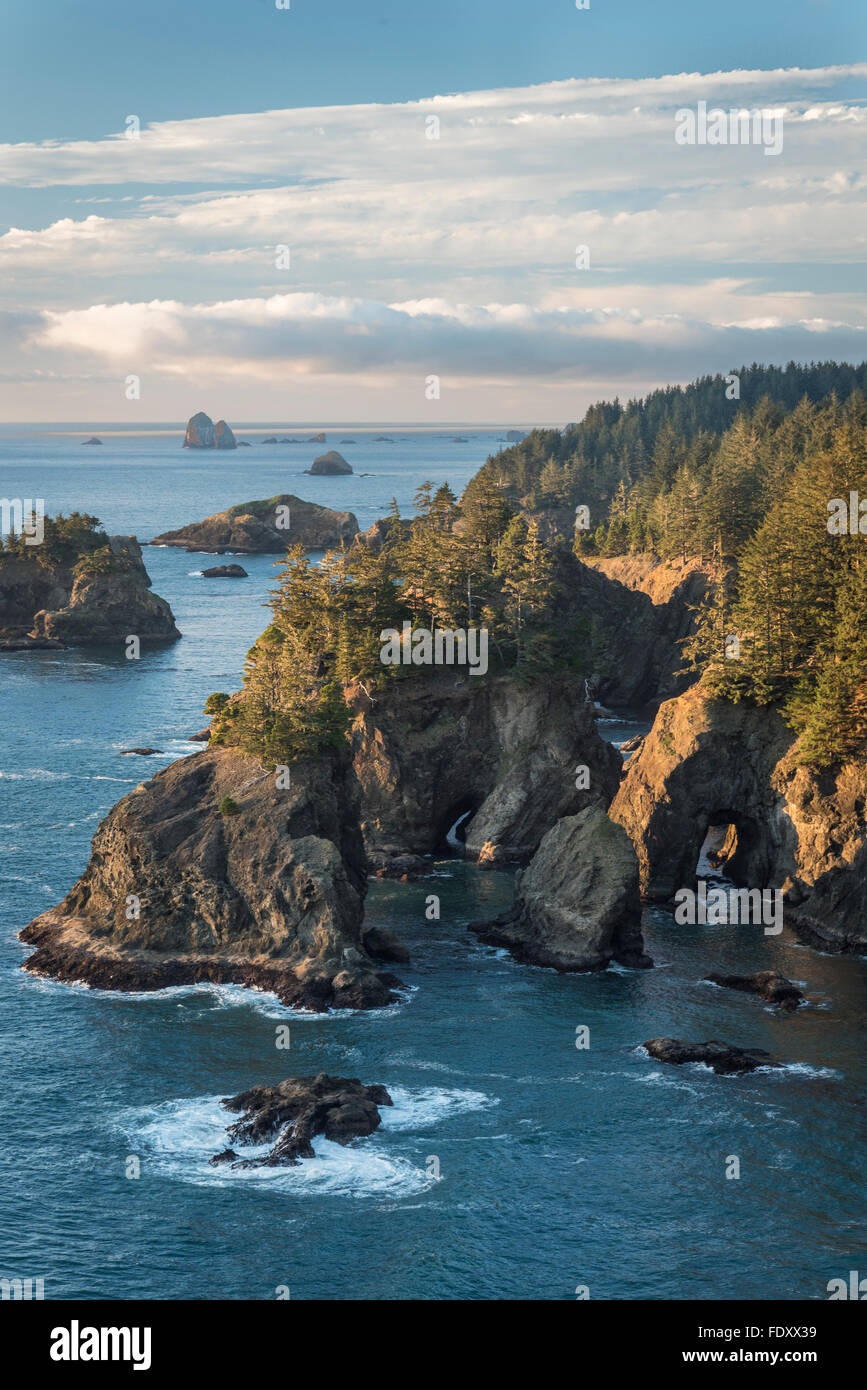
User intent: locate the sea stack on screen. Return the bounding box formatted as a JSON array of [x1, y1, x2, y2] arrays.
[[184, 412, 237, 450], [307, 450, 353, 476]]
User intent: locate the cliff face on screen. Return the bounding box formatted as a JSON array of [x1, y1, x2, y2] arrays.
[[610, 681, 867, 954], [152, 495, 358, 553], [347, 671, 622, 868], [1, 537, 179, 647], [21, 745, 399, 1010], [583, 553, 713, 706]]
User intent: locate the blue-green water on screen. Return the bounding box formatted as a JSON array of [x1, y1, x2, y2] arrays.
[[1, 428, 866, 1300]]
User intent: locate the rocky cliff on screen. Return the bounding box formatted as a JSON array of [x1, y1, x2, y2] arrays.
[[346, 671, 622, 869], [152, 495, 358, 553], [610, 680, 867, 953], [1, 537, 179, 648], [21, 744, 400, 1010]]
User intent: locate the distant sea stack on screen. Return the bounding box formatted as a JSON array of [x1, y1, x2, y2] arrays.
[[151, 494, 359, 553], [183, 412, 237, 450], [505, 430, 525, 443], [306, 451, 353, 476], [81, 437, 102, 446]]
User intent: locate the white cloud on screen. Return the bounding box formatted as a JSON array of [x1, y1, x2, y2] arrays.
[[0, 63, 864, 417]]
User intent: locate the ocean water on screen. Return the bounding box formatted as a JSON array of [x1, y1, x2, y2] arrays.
[[1, 426, 866, 1301]]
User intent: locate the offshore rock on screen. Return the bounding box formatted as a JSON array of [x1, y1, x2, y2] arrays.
[[183, 412, 237, 449], [704, 970, 804, 1010], [643, 1037, 779, 1075], [213, 1074, 392, 1166], [152, 494, 358, 553], [472, 804, 651, 972]]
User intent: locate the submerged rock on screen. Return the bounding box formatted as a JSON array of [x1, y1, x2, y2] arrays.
[[643, 1037, 779, 1074], [704, 970, 804, 1010], [472, 804, 651, 972], [151, 494, 358, 553], [214, 1074, 392, 1166], [306, 450, 352, 476], [20, 745, 403, 1012]]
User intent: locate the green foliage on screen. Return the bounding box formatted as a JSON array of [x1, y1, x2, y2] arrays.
[[0, 511, 106, 568], [218, 796, 240, 816]]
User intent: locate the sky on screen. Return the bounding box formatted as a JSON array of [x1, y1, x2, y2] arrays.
[[0, 0, 865, 423]]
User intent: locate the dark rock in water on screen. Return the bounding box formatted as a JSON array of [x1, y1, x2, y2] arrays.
[[643, 1037, 779, 1074], [307, 433, 327, 444], [209, 1149, 239, 1166], [183, 412, 237, 449], [373, 436, 394, 443], [188, 727, 211, 742], [471, 805, 651, 972], [216, 1074, 392, 1166], [201, 564, 248, 578], [237, 441, 251, 447], [0, 633, 65, 651], [20, 744, 402, 1013], [452, 436, 469, 443], [306, 450, 353, 476], [618, 734, 644, 753], [705, 970, 804, 1010], [362, 925, 411, 963], [119, 748, 163, 756], [339, 439, 357, 445], [81, 437, 102, 445], [367, 849, 430, 880], [151, 493, 358, 553], [506, 430, 525, 442], [262, 437, 278, 444]]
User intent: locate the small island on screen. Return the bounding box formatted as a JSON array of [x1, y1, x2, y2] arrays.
[[81, 437, 103, 446], [202, 564, 249, 578], [151, 493, 358, 552], [306, 450, 353, 476], [0, 513, 180, 649]]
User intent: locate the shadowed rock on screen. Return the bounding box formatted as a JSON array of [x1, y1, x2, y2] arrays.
[[704, 970, 804, 1010], [183, 412, 236, 449], [306, 450, 352, 476], [643, 1037, 780, 1074]]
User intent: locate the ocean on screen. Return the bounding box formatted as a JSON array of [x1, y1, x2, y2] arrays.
[[1, 425, 865, 1300]]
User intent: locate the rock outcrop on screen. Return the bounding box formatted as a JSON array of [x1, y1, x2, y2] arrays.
[[610, 682, 796, 901], [20, 745, 401, 1012], [347, 671, 622, 866], [643, 1038, 779, 1074], [610, 680, 867, 955], [472, 804, 651, 971], [201, 564, 248, 578], [183, 412, 237, 449], [1, 537, 179, 648], [211, 1074, 392, 1167], [306, 450, 352, 476], [151, 495, 358, 553], [704, 970, 804, 1010]]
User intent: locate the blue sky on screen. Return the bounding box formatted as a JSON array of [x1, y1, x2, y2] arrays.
[[0, 1, 864, 421]]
